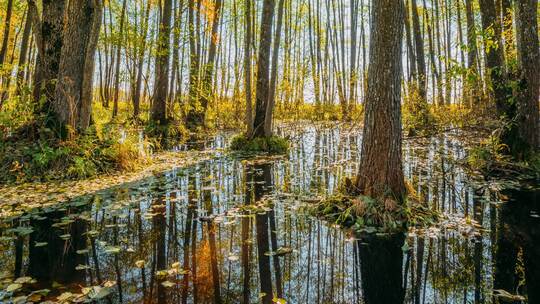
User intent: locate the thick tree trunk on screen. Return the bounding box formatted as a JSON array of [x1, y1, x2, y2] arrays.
[[355, 0, 406, 200], [251, 0, 276, 138], [79, 2, 103, 130], [33, 0, 66, 125], [514, 0, 540, 152], [55, 0, 102, 137], [151, 0, 173, 125]]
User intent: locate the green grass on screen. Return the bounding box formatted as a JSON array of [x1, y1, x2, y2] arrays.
[[229, 134, 289, 155]]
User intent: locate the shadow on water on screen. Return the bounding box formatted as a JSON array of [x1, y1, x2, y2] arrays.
[[0, 124, 538, 303]]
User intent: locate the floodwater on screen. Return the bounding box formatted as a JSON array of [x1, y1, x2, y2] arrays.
[[0, 124, 538, 303]]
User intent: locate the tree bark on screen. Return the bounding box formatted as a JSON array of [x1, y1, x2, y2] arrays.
[[265, 0, 285, 136], [55, 0, 102, 137], [355, 0, 406, 200], [251, 0, 276, 138], [514, 0, 540, 152], [244, 0, 253, 135], [151, 0, 173, 125], [0, 0, 14, 67], [14, 6, 33, 97], [112, 0, 127, 118], [32, 0, 66, 125], [410, 0, 427, 100]]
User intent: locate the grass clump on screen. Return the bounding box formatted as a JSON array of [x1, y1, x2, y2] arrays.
[[229, 134, 289, 155]]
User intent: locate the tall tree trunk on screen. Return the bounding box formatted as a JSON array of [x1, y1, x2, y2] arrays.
[[244, 0, 253, 134], [55, 0, 102, 137], [151, 0, 173, 125], [251, 0, 276, 138], [514, 0, 540, 153], [189, 0, 223, 129], [0, 0, 13, 67], [79, 1, 103, 130], [479, 0, 515, 152], [355, 0, 406, 200], [133, 0, 151, 119], [14, 6, 33, 97], [112, 0, 127, 118], [465, 0, 479, 107], [186, 0, 201, 130], [265, 0, 285, 136], [410, 0, 427, 100], [32, 0, 66, 126]]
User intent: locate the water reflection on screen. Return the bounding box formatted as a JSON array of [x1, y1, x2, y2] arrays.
[[0, 125, 537, 303]]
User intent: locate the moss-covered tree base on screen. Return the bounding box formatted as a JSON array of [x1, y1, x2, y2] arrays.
[[229, 134, 289, 155], [312, 181, 439, 233]]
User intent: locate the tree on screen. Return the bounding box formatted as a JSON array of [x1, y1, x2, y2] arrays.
[[410, 0, 427, 100], [251, 0, 276, 138], [151, 0, 173, 125], [265, 0, 285, 135], [112, 0, 127, 118], [31, 0, 66, 123], [514, 0, 539, 153], [54, 0, 103, 137], [355, 0, 406, 200], [244, 0, 253, 135]]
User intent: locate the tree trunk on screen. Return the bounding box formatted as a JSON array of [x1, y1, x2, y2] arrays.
[[410, 0, 426, 100], [151, 0, 173, 125], [0, 0, 14, 67], [514, 0, 540, 153], [244, 0, 253, 135], [112, 0, 127, 118], [186, 0, 201, 130], [55, 0, 102, 137], [355, 0, 406, 200], [251, 0, 276, 138], [133, 0, 151, 119], [265, 0, 285, 136], [465, 0, 479, 107], [14, 6, 33, 97], [190, 0, 223, 128], [32, 0, 66, 125]]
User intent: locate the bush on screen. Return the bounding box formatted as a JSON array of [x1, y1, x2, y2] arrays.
[[229, 134, 289, 155]]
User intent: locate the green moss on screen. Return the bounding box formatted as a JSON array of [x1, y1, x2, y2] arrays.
[[229, 134, 289, 155]]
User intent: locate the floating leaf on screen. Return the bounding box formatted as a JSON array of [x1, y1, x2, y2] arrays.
[[34, 242, 48, 247], [135, 260, 145, 268], [273, 297, 287, 304], [161, 281, 175, 288], [6, 283, 22, 292], [104, 246, 121, 254], [14, 276, 34, 284], [76, 264, 91, 271]]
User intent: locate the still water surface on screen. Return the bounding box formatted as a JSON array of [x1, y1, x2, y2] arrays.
[[0, 124, 538, 303]]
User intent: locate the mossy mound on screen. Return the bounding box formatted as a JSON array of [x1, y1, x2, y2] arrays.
[[229, 134, 289, 155], [312, 192, 439, 234]]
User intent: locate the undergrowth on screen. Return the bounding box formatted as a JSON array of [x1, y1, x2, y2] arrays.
[[0, 123, 152, 184]]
